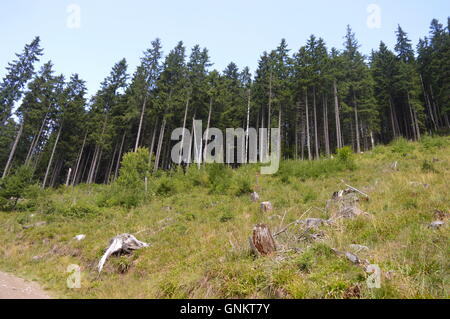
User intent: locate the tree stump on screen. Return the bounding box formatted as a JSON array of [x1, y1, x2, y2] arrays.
[[250, 192, 260, 202], [251, 224, 276, 256], [260, 201, 273, 212]]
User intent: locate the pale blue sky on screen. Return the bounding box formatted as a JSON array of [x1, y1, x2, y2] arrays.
[[1, 0, 449, 97]]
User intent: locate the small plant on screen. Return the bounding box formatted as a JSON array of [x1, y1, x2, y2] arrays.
[[337, 146, 356, 170], [421, 160, 437, 173]]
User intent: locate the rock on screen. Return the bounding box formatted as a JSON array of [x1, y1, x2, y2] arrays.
[[250, 192, 260, 202], [260, 201, 273, 212], [429, 221, 445, 229], [74, 234, 86, 241]]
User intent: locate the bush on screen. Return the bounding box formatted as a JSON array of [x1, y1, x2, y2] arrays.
[[206, 164, 232, 194], [0, 165, 34, 210], [422, 160, 437, 173], [336, 146, 356, 170], [116, 148, 150, 188], [390, 138, 415, 156]]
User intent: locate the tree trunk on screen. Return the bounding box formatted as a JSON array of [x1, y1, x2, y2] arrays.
[[71, 132, 87, 186], [323, 95, 330, 157], [148, 118, 158, 168], [114, 132, 126, 181], [313, 86, 319, 159], [153, 117, 166, 174], [305, 88, 311, 160], [245, 91, 250, 164], [333, 80, 342, 149], [42, 125, 62, 188], [179, 96, 190, 165], [353, 91, 361, 153], [420, 74, 437, 131], [2, 121, 24, 178], [134, 95, 148, 152]]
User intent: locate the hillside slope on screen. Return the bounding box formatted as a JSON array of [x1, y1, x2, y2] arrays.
[[0, 137, 449, 299]]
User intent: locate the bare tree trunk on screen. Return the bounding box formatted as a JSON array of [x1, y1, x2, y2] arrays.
[[114, 132, 126, 181], [3, 121, 24, 178], [92, 148, 103, 184], [134, 96, 148, 152], [407, 92, 418, 141], [353, 91, 361, 153], [42, 125, 62, 188], [245, 91, 250, 163], [267, 71, 273, 153], [71, 132, 87, 186], [333, 80, 342, 149], [50, 158, 63, 188], [148, 118, 158, 168], [420, 74, 437, 131], [87, 145, 99, 184], [389, 96, 397, 139], [105, 142, 118, 184], [153, 117, 166, 174], [79, 150, 91, 184], [429, 85, 442, 127], [313, 86, 319, 159], [323, 95, 330, 157], [305, 88, 311, 160], [25, 109, 49, 166], [203, 96, 213, 165], [179, 96, 190, 164]]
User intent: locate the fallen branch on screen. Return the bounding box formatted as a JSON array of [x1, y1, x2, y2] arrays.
[[340, 180, 370, 199]]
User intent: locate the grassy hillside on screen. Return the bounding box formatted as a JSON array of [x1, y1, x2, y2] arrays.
[[0, 136, 449, 299]]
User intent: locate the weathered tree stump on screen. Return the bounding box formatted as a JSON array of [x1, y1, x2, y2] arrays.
[[98, 234, 149, 273], [260, 201, 273, 212], [250, 192, 260, 202], [251, 224, 276, 256]]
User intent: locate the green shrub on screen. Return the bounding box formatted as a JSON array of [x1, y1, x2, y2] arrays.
[[155, 176, 176, 196], [421, 160, 437, 173], [116, 148, 150, 188], [390, 138, 415, 156], [337, 146, 356, 170], [207, 164, 232, 194], [0, 165, 34, 210]]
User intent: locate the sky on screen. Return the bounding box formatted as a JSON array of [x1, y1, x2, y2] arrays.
[[0, 0, 449, 97]]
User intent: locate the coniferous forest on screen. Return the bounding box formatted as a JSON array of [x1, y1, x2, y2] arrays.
[[0, 20, 449, 186]]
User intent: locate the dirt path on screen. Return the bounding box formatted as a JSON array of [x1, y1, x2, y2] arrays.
[[0, 271, 51, 299]]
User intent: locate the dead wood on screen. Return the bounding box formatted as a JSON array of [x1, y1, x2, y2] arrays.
[[98, 234, 149, 273], [251, 224, 276, 256]]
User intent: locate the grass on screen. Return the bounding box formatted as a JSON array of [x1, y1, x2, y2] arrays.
[[0, 136, 449, 299]]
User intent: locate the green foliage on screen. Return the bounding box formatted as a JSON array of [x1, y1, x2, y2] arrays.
[[116, 148, 150, 188], [336, 146, 356, 170], [421, 160, 437, 173], [390, 138, 415, 156], [0, 165, 34, 210], [206, 164, 232, 194]]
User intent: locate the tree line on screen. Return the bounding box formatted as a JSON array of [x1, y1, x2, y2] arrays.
[[0, 19, 449, 187]]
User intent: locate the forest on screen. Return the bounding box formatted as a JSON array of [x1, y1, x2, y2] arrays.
[[0, 19, 449, 188]]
